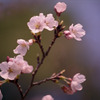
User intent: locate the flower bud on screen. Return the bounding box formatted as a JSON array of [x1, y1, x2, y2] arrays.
[[54, 2, 67, 16], [61, 86, 74, 95]]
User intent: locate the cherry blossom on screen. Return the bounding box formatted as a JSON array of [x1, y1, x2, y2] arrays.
[[0, 61, 21, 80], [71, 73, 86, 92], [54, 2, 67, 16], [13, 39, 30, 56], [0, 90, 3, 100], [12, 55, 33, 74], [0, 55, 33, 80], [44, 14, 58, 31], [42, 95, 54, 100], [64, 23, 86, 41], [27, 15, 45, 34]]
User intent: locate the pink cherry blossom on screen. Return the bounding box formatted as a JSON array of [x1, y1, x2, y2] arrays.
[[54, 2, 67, 16], [27, 15, 45, 33], [42, 95, 54, 100], [0, 90, 3, 100], [13, 39, 30, 56], [71, 73, 86, 92], [0, 61, 21, 80], [70, 24, 85, 41], [44, 14, 58, 31], [13, 55, 33, 74], [0, 55, 33, 80]]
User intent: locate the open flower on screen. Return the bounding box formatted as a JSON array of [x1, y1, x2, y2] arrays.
[[13, 39, 30, 56], [64, 24, 86, 41], [0, 61, 22, 80], [42, 95, 54, 100], [71, 73, 86, 92], [54, 2, 67, 16], [44, 14, 58, 31], [12, 55, 33, 74], [27, 15, 45, 34], [0, 55, 33, 80]]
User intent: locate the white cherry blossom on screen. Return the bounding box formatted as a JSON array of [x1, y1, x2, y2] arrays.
[[44, 14, 58, 31], [27, 15, 45, 33], [13, 55, 33, 74], [13, 39, 30, 56], [69, 23, 86, 41], [42, 95, 54, 100], [54, 2, 67, 15], [0, 55, 33, 80], [0, 61, 21, 80], [71, 73, 86, 92]]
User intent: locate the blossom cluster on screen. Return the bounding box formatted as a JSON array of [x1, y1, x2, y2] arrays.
[[27, 13, 58, 34], [0, 55, 33, 80], [61, 73, 86, 95], [0, 2, 86, 100]]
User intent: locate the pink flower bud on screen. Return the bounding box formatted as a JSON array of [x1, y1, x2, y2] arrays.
[[61, 86, 74, 95], [63, 30, 73, 39], [54, 2, 67, 16]]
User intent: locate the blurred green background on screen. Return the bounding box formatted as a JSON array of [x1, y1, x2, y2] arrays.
[[0, 0, 100, 100]]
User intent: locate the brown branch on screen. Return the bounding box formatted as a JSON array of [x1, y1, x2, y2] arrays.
[[10, 80, 24, 100], [33, 70, 65, 86], [23, 25, 64, 99], [23, 34, 58, 99], [34, 35, 45, 57]]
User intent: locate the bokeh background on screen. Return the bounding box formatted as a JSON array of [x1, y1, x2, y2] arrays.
[[0, 0, 100, 100]]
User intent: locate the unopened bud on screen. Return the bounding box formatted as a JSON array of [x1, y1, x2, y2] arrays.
[[61, 86, 74, 95], [28, 39, 36, 45], [6, 56, 10, 62]]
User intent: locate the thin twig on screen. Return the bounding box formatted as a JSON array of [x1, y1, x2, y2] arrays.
[[23, 35, 58, 99], [34, 35, 45, 57], [32, 70, 65, 86], [23, 25, 63, 99], [14, 81, 24, 100]]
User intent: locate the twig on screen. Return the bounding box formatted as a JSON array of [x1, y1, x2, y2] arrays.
[[23, 34, 58, 99], [34, 35, 45, 57], [12, 80, 24, 100], [23, 25, 64, 99], [33, 70, 65, 86]]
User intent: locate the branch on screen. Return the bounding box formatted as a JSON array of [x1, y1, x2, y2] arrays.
[[10, 80, 24, 100], [33, 70, 65, 86], [34, 35, 45, 57]]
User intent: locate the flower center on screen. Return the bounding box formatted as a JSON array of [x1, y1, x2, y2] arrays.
[[21, 43, 26, 47], [35, 23, 41, 29], [8, 68, 13, 73]]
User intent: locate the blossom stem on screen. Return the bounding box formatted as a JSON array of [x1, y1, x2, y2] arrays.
[[23, 33, 58, 99], [12, 81, 24, 100], [32, 33, 58, 82], [23, 25, 63, 99], [32, 70, 65, 86], [34, 35, 45, 57]]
